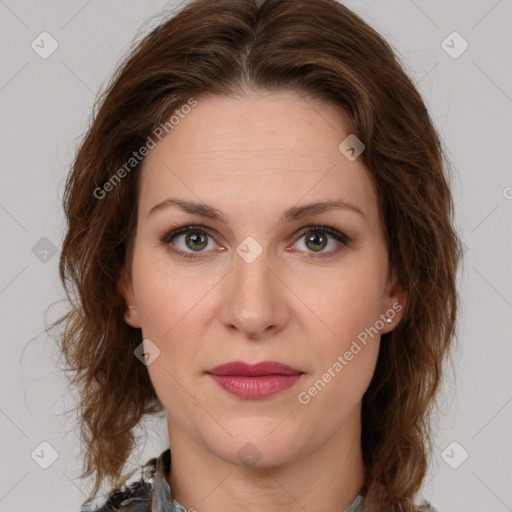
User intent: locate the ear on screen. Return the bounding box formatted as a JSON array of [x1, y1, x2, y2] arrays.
[[118, 268, 142, 329], [380, 267, 407, 335]]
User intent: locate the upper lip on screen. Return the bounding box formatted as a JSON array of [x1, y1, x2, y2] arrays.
[[206, 361, 303, 376]]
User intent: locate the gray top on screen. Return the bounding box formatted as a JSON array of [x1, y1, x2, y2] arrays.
[[86, 448, 436, 511]]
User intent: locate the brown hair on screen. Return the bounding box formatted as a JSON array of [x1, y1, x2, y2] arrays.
[[52, 0, 461, 510]]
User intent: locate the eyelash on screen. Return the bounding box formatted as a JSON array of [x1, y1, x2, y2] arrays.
[[159, 223, 351, 260]]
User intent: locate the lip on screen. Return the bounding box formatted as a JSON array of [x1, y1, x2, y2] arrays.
[[206, 361, 304, 399], [206, 360, 303, 376]]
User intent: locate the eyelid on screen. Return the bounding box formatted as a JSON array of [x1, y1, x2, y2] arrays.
[[159, 224, 218, 245], [294, 225, 350, 245]]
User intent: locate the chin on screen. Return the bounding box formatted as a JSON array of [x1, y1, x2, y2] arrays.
[[204, 420, 303, 468]]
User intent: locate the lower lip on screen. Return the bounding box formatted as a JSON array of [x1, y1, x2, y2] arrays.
[[208, 374, 303, 399]]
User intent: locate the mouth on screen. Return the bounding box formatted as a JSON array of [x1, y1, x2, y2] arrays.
[[205, 360, 305, 400]]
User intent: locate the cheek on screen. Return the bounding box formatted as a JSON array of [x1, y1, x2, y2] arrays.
[[131, 251, 208, 416], [132, 245, 205, 337], [298, 257, 386, 405], [131, 245, 217, 369], [297, 270, 383, 425], [306, 261, 387, 349]]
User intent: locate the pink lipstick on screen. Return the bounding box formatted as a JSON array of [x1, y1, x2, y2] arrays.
[[206, 361, 304, 399]]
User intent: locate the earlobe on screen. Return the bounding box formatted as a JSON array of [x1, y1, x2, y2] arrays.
[[123, 306, 141, 328], [118, 269, 142, 328], [382, 269, 407, 333]]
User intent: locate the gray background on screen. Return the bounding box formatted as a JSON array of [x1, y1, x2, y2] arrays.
[[0, 1, 511, 511]]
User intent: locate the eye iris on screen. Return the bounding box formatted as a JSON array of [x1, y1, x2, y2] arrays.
[[186, 231, 208, 251], [305, 230, 327, 252]]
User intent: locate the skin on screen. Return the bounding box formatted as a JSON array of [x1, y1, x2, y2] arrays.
[[120, 91, 406, 512]]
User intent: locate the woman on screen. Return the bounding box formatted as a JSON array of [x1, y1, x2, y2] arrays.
[[54, 0, 460, 510]]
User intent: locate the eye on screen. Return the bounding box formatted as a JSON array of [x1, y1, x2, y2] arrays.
[[291, 226, 350, 259], [160, 225, 219, 259], [160, 224, 350, 260]]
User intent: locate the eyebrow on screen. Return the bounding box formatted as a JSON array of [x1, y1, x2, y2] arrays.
[[147, 197, 365, 225]]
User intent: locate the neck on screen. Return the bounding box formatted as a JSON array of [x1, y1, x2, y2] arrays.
[[166, 413, 365, 512]]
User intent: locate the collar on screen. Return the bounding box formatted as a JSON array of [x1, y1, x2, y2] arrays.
[[150, 448, 187, 512]]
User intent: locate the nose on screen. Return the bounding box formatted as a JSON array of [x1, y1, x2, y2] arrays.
[[219, 246, 290, 340]]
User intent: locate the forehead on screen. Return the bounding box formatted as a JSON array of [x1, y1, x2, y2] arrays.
[[138, 91, 378, 223]]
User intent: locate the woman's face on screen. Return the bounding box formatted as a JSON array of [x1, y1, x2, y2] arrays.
[[120, 91, 405, 467]]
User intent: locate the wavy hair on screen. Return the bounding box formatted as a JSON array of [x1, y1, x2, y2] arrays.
[[52, 0, 461, 510]]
